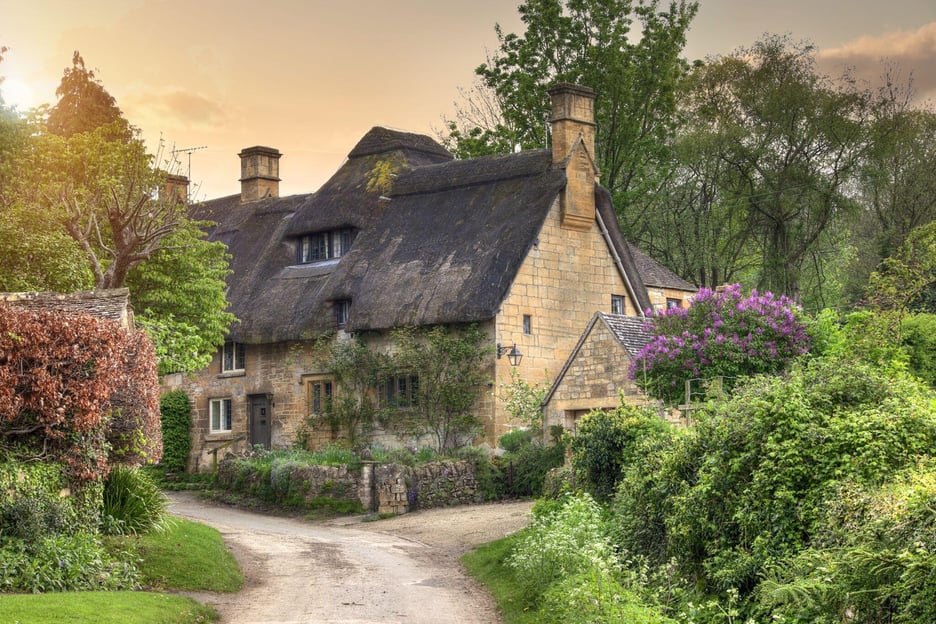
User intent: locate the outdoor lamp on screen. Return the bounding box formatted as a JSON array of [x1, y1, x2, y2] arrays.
[[496, 343, 523, 366]]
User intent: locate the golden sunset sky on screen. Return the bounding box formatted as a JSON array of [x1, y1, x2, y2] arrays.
[[2, 0, 935, 200]]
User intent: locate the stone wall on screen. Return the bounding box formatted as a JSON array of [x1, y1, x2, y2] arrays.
[[216, 458, 481, 515]]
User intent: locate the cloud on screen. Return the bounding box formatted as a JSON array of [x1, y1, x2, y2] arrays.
[[122, 88, 230, 131], [817, 22, 936, 101]]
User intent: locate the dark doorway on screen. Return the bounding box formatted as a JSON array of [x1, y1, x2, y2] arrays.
[[249, 394, 272, 449]]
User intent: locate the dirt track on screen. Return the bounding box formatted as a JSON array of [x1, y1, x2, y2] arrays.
[[166, 492, 533, 624]]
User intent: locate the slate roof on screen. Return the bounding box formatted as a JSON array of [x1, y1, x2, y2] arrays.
[[601, 313, 653, 356], [192, 127, 691, 343], [541, 311, 652, 407]]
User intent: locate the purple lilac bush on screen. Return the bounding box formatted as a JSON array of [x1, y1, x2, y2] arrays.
[[629, 283, 811, 404]]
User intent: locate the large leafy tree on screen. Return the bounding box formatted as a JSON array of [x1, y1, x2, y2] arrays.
[[45, 51, 131, 140], [1, 51, 234, 373], [660, 36, 871, 301], [446, 0, 697, 213]]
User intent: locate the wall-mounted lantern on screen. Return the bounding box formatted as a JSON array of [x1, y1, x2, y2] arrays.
[[496, 343, 523, 367]]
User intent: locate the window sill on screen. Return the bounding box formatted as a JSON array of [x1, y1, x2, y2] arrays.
[[206, 432, 234, 441], [218, 370, 246, 378]]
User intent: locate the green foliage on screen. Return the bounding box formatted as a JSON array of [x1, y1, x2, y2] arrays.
[[0, 533, 139, 593], [498, 428, 535, 452], [45, 51, 131, 140], [570, 403, 673, 501], [311, 336, 387, 448], [658, 35, 869, 300], [0, 462, 77, 540], [612, 352, 936, 620], [459, 0, 697, 212], [127, 219, 234, 375], [497, 368, 550, 433], [159, 390, 192, 474], [498, 438, 566, 498], [900, 313, 936, 386], [101, 466, 168, 536], [386, 324, 489, 451], [758, 463, 936, 624], [541, 571, 677, 624]]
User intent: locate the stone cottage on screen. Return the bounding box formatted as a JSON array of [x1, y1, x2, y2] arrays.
[[164, 84, 695, 471]]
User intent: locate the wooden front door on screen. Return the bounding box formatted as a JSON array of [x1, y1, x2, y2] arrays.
[[249, 394, 272, 449]]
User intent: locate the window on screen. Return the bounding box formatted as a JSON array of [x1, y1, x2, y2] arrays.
[[222, 341, 245, 372], [666, 298, 682, 310], [523, 314, 532, 335], [307, 378, 334, 416], [382, 374, 419, 408], [611, 295, 625, 315], [298, 229, 355, 264], [210, 398, 233, 432], [335, 300, 351, 329]]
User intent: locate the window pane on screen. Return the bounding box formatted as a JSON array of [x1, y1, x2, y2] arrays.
[[223, 399, 232, 430]]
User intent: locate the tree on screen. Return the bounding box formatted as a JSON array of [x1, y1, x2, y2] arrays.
[[630, 283, 811, 404], [449, 0, 697, 212], [846, 74, 936, 303], [125, 219, 234, 374], [45, 51, 131, 140], [664, 36, 870, 300], [386, 325, 489, 451]]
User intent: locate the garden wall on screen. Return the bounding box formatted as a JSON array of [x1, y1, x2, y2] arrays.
[[216, 458, 480, 515]]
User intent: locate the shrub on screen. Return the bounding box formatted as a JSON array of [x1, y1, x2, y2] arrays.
[[0, 463, 77, 541], [570, 404, 673, 501], [620, 354, 936, 614], [500, 439, 565, 498], [158, 390, 192, 473], [101, 465, 168, 536], [498, 428, 535, 453], [758, 462, 936, 624], [508, 493, 616, 604], [0, 304, 160, 483], [630, 284, 811, 404], [0, 533, 139, 593], [541, 571, 677, 624]]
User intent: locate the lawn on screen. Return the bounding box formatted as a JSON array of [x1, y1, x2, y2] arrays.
[[0, 516, 242, 623]]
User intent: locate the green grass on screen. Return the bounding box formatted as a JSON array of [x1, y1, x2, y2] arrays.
[[130, 517, 244, 592], [0, 591, 217, 623], [0, 516, 242, 623], [461, 529, 541, 624]]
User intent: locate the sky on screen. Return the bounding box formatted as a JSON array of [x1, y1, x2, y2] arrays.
[[2, 0, 935, 200]]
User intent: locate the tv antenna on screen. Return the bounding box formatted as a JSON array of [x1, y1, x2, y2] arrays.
[[171, 145, 207, 183]]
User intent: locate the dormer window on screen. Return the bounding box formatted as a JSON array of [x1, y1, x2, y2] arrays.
[[298, 229, 355, 264], [335, 300, 351, 329]]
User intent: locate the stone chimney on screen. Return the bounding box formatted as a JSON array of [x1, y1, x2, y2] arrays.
[[239, 146, 282, 202], [548, 83, 598, 231], [160, 173, 189, 205]]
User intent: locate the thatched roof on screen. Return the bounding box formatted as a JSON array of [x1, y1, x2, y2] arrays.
[[192, 127, 690, 343]]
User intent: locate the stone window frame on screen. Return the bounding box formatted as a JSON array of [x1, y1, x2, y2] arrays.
[[611, 294, 625, 315], [222, 341, 245, 373], [305, 376, 335, 418], [209, 397, 233, 433]]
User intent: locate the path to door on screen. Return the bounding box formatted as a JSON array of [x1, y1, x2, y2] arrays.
[[166, 492, 533, 624]]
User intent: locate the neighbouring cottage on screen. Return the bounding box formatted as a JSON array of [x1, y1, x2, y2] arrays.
[[164, 84, 695, 471], [541, 311, 685, 436]]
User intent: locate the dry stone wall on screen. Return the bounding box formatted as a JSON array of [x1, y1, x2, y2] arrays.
[[217, 458, 481, 515]]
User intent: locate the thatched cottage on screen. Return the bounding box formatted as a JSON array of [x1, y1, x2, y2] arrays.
[[164, 84, 695, 470]]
